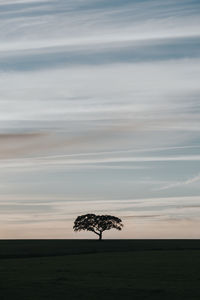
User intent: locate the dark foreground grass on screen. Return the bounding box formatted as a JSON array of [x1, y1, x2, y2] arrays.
[[0, 240, 200, 300]]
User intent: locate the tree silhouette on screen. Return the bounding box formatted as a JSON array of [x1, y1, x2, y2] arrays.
[[73, 214, 123, 240]]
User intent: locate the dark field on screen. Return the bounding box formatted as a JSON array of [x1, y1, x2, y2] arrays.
[[0, 240, 200, 300]]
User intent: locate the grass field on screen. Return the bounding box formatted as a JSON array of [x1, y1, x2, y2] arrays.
[[0, 240, 200, 299]]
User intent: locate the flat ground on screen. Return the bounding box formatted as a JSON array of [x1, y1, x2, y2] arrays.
[[0, 240, 200, 299]]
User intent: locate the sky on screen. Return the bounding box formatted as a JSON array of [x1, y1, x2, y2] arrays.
[[0, 0, 200, 239]]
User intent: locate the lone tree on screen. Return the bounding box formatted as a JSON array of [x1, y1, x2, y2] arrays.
[[73, 214, 123, 240]]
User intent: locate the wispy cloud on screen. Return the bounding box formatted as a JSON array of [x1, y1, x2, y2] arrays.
[[154, 173, 200, 191]]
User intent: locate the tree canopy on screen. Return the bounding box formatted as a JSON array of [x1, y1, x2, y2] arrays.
[[73, 214, 123, 240]]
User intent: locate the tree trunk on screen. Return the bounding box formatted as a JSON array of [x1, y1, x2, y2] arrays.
[[98, 232, 102, 240]]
